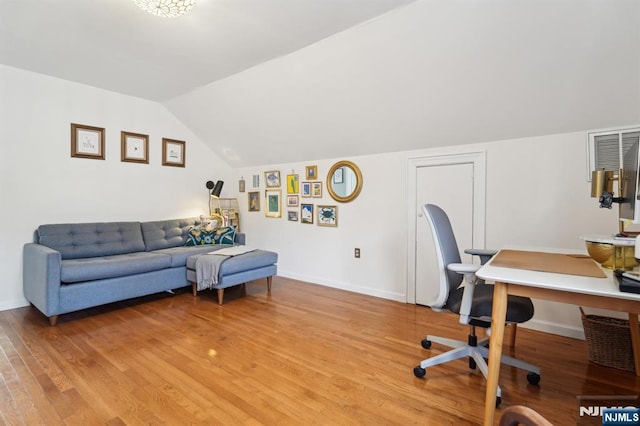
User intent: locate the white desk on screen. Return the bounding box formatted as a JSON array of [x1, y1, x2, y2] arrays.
[[476, 252, 640, 425]]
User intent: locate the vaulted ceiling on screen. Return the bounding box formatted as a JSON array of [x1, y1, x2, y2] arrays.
[[2, 0, 639, 167]]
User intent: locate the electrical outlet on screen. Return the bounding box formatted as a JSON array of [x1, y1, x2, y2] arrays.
[[354, 248, 360, 258]]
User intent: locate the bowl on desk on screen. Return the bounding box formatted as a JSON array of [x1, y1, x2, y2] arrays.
[[585, 241, 637, 270]]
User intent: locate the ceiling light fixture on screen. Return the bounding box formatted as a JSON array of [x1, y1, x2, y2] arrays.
[[132, 0, 196, 18]]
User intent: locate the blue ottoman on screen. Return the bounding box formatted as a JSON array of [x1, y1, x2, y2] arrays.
[[186, 249, 278, 304]]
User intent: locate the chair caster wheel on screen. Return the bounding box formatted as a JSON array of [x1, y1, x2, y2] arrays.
[[469, 357, 476, 370], [421, 339, 432, 349], [413, 366, 426, 378], [526, 372, 541, 385], [496, 396, 502, 408]]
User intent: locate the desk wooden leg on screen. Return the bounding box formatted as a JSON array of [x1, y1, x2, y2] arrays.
[[484, 281, 508, 426], [628, 313, 640, 376]]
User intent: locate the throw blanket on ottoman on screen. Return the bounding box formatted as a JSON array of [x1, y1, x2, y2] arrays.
[[196, 245, 256, 290]]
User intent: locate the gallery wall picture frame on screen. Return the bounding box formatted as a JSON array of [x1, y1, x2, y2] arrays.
[[252, 174, 260, 188], [265, 170, 281, 188], [287, 173, 299, 194], [305, 165, 318, 180], [239, 178, 246, 193], [287, 195, 299, 207], [317, 205, 338, 227], [265, 189, 282, 218], [301, 182, 312, 198], [300, 203, 314, 224], [71, 123, 105, 160], [121, 131, 149, 164], [312, 181, 323, 198], [248, 191, 260, 212], [288, 211, 299, 221], [162, 138, 186, 167]]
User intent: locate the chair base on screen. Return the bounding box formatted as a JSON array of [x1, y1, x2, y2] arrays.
[[413, 333, 541, 403]]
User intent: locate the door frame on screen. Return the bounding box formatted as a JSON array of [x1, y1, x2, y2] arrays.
[[406, 151, 487, 304]]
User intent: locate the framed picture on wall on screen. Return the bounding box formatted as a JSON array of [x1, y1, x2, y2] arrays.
[[287, 195, 299, 207], [301, 182, 312, 198], [287, 174, 299, 194], [305, 165, 318, 180], [265, 170, 281, 188], [288, 211, 298, 221], [301, 203, 314, 224], [265, 189, 282, 218], [121, 131, 149, 164], [317, 205, 337, 227], [71, 123, 105, 160], [312, 182, 322, 198], [162, 138, 186, 167], [248, 191, 260, 212]]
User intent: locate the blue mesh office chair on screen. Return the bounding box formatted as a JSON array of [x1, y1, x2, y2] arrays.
[[413, 204, 540, 407]]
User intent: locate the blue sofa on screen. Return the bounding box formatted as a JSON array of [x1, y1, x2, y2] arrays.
[[23, 217, 276, 325]]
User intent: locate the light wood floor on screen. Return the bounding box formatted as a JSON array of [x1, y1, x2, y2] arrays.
[[1, 276, 639, 425]]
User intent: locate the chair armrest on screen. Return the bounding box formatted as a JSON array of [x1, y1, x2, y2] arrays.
[[447, 263, 480, 275], [464, 248, 498, 264], [447, 262, 481, 322]]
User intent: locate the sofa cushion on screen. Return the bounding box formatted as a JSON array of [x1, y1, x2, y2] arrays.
[[37, 222, 145, 260], [152, 245, 227, 268], [60, 252, 172, 284], [141, 218, 199, 251]]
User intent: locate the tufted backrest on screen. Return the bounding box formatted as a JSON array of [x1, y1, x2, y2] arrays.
[[37, 222, 145, 259], [140, 217, 199, 251]]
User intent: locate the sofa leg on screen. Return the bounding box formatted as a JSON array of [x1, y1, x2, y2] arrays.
[[48, 315, 58, 326], [191, 282, 197, 296], [267, 276, 272, 292], [241, 283, 247, 296], [216, 288, 224, 305]]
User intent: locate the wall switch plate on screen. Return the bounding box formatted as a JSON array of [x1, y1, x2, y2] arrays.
[[355, 248, 360, 258]]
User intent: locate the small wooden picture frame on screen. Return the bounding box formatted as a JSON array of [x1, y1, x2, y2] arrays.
[[248, 191, 260, 212], [301, 182, 312, 198], [265, 170, 281, 188], [287, 195, 299, 207], [312, 182, 323, 198], [71, 123, 105, 160], [121, 131, 149, 164], [288, 211, 299, 221], [301, 203, 314, 224], [162, 138, 186, 167], [305, 165, 318, 180], [317, 205, 337, 227]]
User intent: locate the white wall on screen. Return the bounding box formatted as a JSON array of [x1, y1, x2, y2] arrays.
[[0, 65, 235, 311], [0, 64, 631, 339], [237, 130, 621, 339]]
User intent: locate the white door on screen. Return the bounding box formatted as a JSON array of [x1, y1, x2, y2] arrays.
[[406, 151, 486, 306], [415, 163, 474, 306]]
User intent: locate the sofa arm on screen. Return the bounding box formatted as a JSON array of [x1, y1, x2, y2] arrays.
[[23, 243, 62, 318], [235, 232, 246, 245]]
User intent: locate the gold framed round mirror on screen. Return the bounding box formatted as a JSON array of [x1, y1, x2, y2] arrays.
[[326, 160, 363, 203]]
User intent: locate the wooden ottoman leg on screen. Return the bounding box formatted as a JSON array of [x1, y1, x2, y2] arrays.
[[216, 288, 224, 305], [191, 282, 197, 297], [267, 276, 272, 292]]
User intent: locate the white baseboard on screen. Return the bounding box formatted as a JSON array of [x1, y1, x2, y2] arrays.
[[277, 271, 588, 340], [277, 270, 406, 303], [0, 297, 29, 312], [507, 318, 585, 340]]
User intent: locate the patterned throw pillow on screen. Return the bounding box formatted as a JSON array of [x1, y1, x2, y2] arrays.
[[213, 226, 236, 245], [184, 225, 236, 246]]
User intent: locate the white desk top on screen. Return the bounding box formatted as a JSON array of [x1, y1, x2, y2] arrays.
[[477, 249, 640, 303]]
